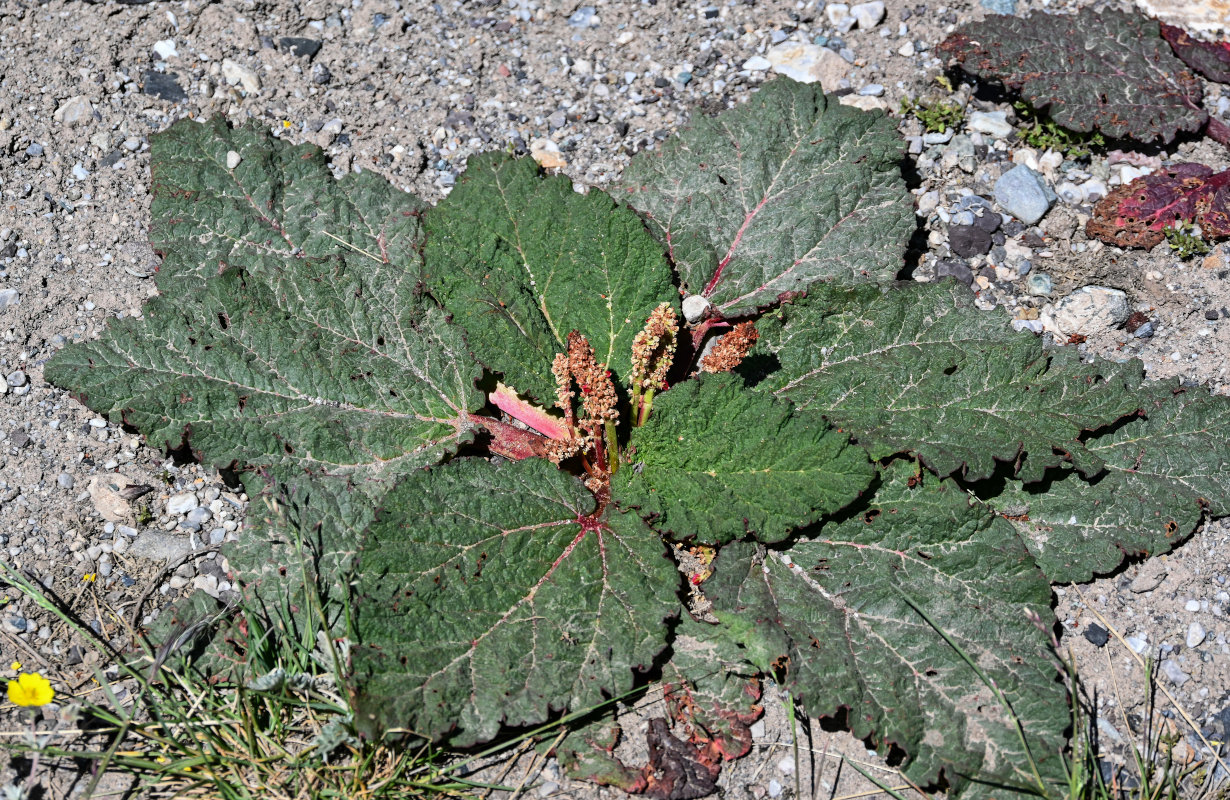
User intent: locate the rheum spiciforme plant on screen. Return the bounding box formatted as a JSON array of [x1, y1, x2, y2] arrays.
[[46, 78, 1230, 799]]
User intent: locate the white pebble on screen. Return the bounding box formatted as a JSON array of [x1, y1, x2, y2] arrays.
[[1187, 622, 1207, 648], [167, 492, 199, 515], [226, 150, 241, 170], [1186, 599, 1202, 612]]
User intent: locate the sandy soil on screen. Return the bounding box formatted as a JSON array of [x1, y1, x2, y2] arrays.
[[1, 0, 1228, 797]]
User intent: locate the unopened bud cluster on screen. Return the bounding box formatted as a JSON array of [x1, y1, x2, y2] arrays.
[[630, 303, 679, 393]]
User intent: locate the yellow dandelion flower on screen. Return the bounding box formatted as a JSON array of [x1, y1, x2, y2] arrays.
[[282, 120, 292, 129], [9, 662, 20, 672], [83, 573, 97, 583], [7, 672, 54, 707]]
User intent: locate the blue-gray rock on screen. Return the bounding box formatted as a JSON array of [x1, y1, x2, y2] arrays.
[[934, 259, 973, 286], [567, 6, 596, 26], [25, 143, 43, 157], [1160, 659, 1189, 686], [186, 507, 213, 527], [1025, 272, 1052, 296], [858, 83, 884, 96], [128, 531, 192, 562], [6, 370, 26, 387], [980, 0, 1016, 13], [167, 492, 199, 515], [0, 289, 18, 309], [2, 615, 27, 634], [57, 473, 74, 490], [994, 165, 1057, 225], [209, 528, 227, 546]]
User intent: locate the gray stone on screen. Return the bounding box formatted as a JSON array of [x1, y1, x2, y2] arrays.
[[922, 129, 953, 145], [0, 290, 18, 309], [567, 6, 596, 27], [221, 59, 260, 93], [980, 0, 1016, 13], [1187, 621, 1207, 648], [192, 574, 221, 599], [1, 616, 27, 634], [857, 83, 884, 96], [57, 473, 75, 490], [1052, 286, 1130, 335], [142, 71, 188, 103], [1159, 659, 1190, 686], [6, 370, 27, 387], [948, 225, 992, 258], [54, 96, 94, 127], [128, 531, 192, 562], [742, 56, 771, 71], [25, 143, 43, 156], [682, 294, 711, 323], [994, 165, 1057, 225], [209, 528, 227, 546], [167, 492, 199, 515], [934, 259, 973, 286], [186, 507, 213, 526]]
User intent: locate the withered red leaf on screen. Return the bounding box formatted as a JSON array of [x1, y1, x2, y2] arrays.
[[1086, 163, 1230, 249], [1160, 21, 1230, 84]]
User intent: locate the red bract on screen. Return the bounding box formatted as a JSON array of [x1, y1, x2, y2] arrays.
[[1086, 163, 1230, 249]]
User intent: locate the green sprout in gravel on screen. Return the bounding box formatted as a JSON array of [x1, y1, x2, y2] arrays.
[[1164, 220, 1211, 259], [899, 95, 965, 133], [1013, 102, 1105, 159]]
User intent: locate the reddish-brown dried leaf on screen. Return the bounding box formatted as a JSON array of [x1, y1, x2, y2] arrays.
[[1160, 21, 1230, 84], [1086, 163, 1230, 249]]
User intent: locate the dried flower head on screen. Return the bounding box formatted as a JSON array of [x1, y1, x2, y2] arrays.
[[700, 321, 759, 373]]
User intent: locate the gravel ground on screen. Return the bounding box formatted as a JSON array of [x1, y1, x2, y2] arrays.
[[1, 0, 1228, 796]]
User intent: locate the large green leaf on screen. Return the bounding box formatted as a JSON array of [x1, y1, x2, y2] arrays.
[[351, 458, 679, 746], [939, 8, 1205, 144], [45, 118, 485, 630], [705, 461, 1068, 798], [614, 374, 873, 544], [989, 380, 1230, 582], [619, 78, 912, 318], [424, 153, 677, 403], [44, 261, 480, 491], [148, 117, 425, 294], [753, 281, 1142, 482]]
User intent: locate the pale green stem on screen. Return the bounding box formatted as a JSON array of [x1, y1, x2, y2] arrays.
[[605, 420, 619, 474], [637, 388, 657, 427]]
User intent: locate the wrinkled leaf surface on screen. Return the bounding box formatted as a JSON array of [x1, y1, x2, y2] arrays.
[[753, 281, 1142, 482], [615, 373, 873, 543], [1160, 21, 1230, 84], [351, 458, 678, 746], [990, 380, 1230, 581], [940, 8, 1205, 143], [619, 78, 912, 317], [425, 153, 677, 403], [705, 461, 1067, 798]]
